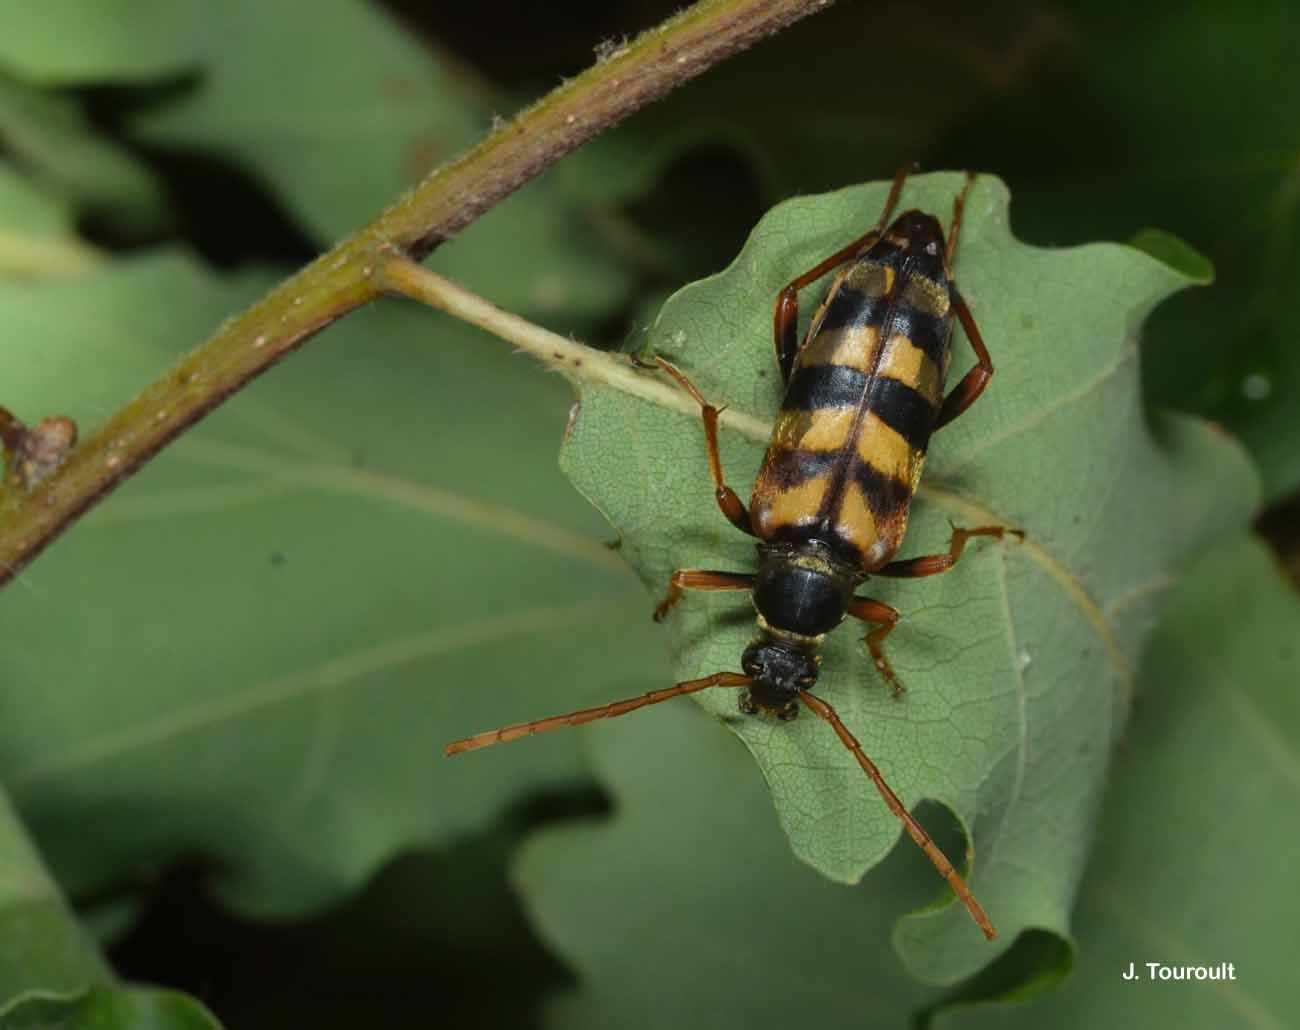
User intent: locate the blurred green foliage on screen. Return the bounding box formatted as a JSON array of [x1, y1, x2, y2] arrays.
[[0, 254, 660, 925], [941, 534, 1300, 1029], [0, 787, 220, 1027], [0, 1, 1296, 1028]]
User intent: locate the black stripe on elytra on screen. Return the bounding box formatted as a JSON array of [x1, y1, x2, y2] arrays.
[[815, 285, 889, 334], [761, 446, 839, 491], [853, 460, 914, 520], [889, 299, 952, 367], [869, 376, 938, 453], [862, 238, 907, 267], [782, 363, 868, 411]]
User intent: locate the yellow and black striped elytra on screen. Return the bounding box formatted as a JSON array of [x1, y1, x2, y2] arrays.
[[754, 208, 957, 572], [444, 168, 1014, 941]]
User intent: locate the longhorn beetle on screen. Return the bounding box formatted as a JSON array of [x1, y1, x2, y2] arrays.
[[446, 168, 1016, 940]]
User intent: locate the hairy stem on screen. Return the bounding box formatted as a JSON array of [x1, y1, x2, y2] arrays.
[[379, 255, 773, 442], [0, 0, 834, 588]]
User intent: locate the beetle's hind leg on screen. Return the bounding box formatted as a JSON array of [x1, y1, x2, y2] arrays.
[[654, 569, 754, 622], [853, 526, 1021, 696], [934, 173, 995, 432], [876, 525, 1021, 578], [934, 290, 995, 431], [655, 357, 757, 537]]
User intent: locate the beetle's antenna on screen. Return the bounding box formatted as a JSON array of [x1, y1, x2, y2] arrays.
[[799, 690, 997, 940], [445, 672, 751, 756], [879, 161, 915, 229], [945, 171, 978, 269]]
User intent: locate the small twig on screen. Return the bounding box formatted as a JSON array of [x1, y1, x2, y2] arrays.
[[0, 0, 835, 588], [379, 255, 772, 443]]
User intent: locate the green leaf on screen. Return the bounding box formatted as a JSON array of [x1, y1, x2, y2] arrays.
[[1, 986, 221, 1030], [126, 0, 476, 244], [558, 173, 1258, 979], [0, 161, 101, 279], [126, 0, 633, 323], [0, 70, 167, 236], [0, 253, 663, 917], [1128, 229, 1214, 284], [0, 786, 109, 1002], [0, 161, 69, 236], [0, 784, 218, 1028], [0, 0, 205, 86], [938, 534, 1300, 1028]]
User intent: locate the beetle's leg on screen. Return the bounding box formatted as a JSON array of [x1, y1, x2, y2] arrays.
[[876, 525, 1021, 578], [444, 672, 751, 756], [934, 174, 993, 430], [934, 288, 994, 431], [774, 233, 880, 384], [846, 596, 904, 697], [655, 358, 757, 537], [654, 570, 755, 622], [773, 163, 912, 383]]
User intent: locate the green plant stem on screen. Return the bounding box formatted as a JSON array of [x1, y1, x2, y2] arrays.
[[379, 256, 773, 443], [0, 0, 835, 588]]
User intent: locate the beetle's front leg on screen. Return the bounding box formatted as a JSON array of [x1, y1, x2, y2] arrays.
[[846, 595, 903, 697], [654, 570, 755, 622]]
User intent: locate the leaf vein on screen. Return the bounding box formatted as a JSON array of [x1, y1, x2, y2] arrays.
[[986, 549, 1028, 867], [1089, 881, 1285, 1029], [933, 341, 1137, 478], [919, 482, 1134, 698], [1223, 684, 1300, 788], [176, 437, 629, 574], [85, 478, 300, 525], [9, 594, 639, 786]]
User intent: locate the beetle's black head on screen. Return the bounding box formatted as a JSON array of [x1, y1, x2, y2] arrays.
[[739, 639, 819, 721]]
